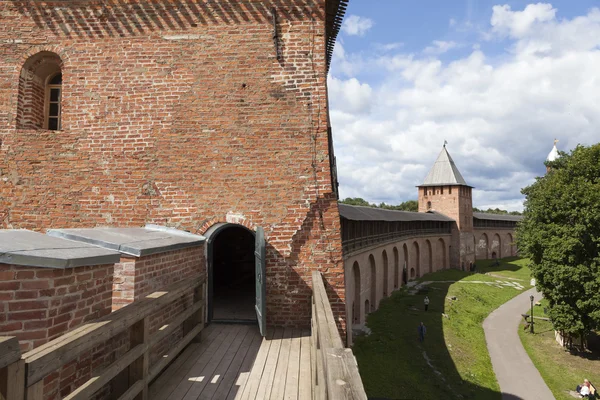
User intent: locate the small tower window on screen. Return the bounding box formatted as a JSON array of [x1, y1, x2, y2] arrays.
[[427, 201, 432, 210], [449, 186, 452, 194], [46, 73, 62, 130]]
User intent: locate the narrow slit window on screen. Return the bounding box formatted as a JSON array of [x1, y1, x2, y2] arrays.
[[46, 73, 62, 130]]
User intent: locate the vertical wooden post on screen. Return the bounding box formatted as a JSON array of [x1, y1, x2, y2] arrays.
[[0, 337, 25, 400], [25, 380, 43, 400], [0, 359, 25, 400], [183, 283, 203, 343], [129, 317, 149, 400]]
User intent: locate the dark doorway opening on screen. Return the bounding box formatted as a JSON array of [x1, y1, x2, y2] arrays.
[[210, 225, 256, 322]]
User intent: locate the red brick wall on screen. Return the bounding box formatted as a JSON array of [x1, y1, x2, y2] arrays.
[[112, 246, 204, 310], [0, 1, 344, 331], [0, 263, 114, 352], [111, 246, 205, 364]]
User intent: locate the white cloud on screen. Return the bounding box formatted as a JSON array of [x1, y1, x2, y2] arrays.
[[327, 76, 373, 114], [423, 40, 459, 55], [341, 15, 374, 37], [491, 3, 556, 38], [329, 4, 600, 211]]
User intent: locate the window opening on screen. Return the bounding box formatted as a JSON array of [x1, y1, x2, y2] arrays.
[[46, 73, 62, 130]]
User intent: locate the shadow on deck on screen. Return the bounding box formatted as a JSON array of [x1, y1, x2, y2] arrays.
[[150, 324, 312, 400]]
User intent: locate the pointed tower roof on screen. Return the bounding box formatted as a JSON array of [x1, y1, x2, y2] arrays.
[[546, 139, 559, 161], [420, 145, 470, 187]]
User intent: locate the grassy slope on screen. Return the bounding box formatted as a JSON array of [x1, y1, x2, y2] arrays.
[[518, 303, 600, 400], [476, 256, 532, 281], [353, 258, 531, 400]]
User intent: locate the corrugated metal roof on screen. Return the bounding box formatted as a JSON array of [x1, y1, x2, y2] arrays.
[[473, 212, 523, 222], [420, 146, 469, 187], [338, 203, 455, 222]]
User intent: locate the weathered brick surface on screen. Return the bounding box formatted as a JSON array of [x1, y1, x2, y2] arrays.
[[0, 1, 345, 332], [0, 263, 114, 352], [419, 185, 475, 267], [112, 246, 205, 364]]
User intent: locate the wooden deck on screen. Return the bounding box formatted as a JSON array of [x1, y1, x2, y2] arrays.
[[149, 323, 313, 400]]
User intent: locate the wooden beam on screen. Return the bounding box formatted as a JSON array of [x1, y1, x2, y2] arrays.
[[117, 380, 144, 400], [128, 318, 149, 400], [147, 323, 203, 383], [63, 344, 147, 400], [0, 359, 25, 400], [0, 337, 21, 370], [150, 300, 203, 347], [23, 277, 203, 386]]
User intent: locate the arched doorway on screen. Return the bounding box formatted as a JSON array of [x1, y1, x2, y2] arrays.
[[438, 238, 446, 269], [411, 241, 420, 279], [207, 224, 256, 322], [402, 244, 409, 284], [425, 240, 432, 274], [352, 261, 361, 324], [492, 233, 502, 259], [382, 250, 388, 297], [477, 233, 489, 260], [393, 247, 399, 289], [369, 254, 376, 312]]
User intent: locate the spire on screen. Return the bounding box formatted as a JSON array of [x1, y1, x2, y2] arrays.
[[421, 146, 469, 186], [546, 139, 559, 162]]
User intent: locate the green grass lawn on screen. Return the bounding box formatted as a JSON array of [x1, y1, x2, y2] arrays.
[[519, 303, 600, 400], [476, 256, 533, 282], [353, 257, 531, 400]]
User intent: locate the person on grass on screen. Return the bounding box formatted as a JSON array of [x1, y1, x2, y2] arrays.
[[576, 379, 591, 398], [418, 322, 426, 342], [424, 295, 430, 311]]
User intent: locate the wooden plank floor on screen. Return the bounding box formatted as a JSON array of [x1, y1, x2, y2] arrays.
[[149, 324, 312, 400]]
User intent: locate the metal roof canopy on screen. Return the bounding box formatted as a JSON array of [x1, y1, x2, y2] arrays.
[[0, 230, 121, 269], [338, 203, 455, 223], [419, 146, 471, 187], [473, 212, 523, 222], [48, 225, 206, 257]]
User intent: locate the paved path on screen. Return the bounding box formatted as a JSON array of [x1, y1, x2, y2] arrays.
[[483, 288, 555, 400]]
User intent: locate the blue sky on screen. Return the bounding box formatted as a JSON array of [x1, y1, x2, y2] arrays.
[[329, 1, 600, 211]]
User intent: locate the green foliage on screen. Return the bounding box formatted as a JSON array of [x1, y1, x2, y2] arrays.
[[339, 198, 418, 212], [339, 197, 372, 207], [518, 304, 600, 400], [517, 143, 600, 340], [473, 207, 522, 215]]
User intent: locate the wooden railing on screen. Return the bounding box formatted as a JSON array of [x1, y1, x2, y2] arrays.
[[311, 271, 367, 400], [0, 277, 205, 400], [0, 337, 25, 400]]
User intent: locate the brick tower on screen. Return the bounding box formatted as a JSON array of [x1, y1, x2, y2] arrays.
[[418, 145, 475, 269]]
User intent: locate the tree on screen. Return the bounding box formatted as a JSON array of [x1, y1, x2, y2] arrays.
[[339, 198, 418, 212], [340, 197, 372, 207], [517, 144, 600, 347], [472, 207, 522, 215]]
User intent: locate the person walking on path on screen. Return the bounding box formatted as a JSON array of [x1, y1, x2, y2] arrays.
[[418, 322, 426, 342], [424, 296, 430, 311]]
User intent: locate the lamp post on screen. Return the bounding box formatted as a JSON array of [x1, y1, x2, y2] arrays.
[[529, 295, 535, 333]]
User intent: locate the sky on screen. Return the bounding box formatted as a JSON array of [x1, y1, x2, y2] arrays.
[[328, 1, 600, 211]]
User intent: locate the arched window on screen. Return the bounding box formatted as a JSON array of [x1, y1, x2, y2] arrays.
[[17, 51, 63, 130], [427, 201, 432, 210]]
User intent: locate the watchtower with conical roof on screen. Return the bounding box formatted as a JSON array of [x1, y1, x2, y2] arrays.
[[418, 145, 475, 268], [418, 145, 473, 228]]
